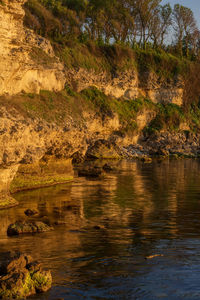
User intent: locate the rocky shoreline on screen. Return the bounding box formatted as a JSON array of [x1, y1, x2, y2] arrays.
[[122, 131, 200, 159], [1, 130, 200, 211]]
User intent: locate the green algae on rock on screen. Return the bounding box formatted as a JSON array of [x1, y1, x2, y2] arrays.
[[31, 270, 52, 293], [0, 196, 18, 210], [10, 158, 74, 193], [0, 252, 52, 299]]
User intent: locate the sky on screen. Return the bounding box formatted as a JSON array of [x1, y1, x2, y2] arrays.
[[162, 0, 200, 28]]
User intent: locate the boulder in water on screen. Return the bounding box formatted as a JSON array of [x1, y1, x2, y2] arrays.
[[7, 221, 54, 236], [0, 252, 52, 299], [24, 209, 39, 216]]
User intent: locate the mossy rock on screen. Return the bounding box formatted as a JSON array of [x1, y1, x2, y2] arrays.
[[0, 271, 35, 299], [0, 196, 18, 210], [0, 252, 52, 299], [32, 270, 52, 293], [7, 221, 54, 236]]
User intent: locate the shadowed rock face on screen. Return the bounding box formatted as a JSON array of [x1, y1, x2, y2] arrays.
[[0, 0, 65, 95], [0, 166, 19, 209]]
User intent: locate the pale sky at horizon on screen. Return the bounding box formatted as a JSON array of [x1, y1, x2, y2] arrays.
[[162, 0, 200, 28]]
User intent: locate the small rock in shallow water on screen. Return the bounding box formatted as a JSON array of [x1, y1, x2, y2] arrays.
[[54, 220, 68, 225], [0, 252, 52, 299], [24, 209, 39, 216], [93, 225, 106, 230], [7, 221, 54, 236], [141, 156, 152, 163], [102, 163, 114, 172], [78, 166, 103, 178]]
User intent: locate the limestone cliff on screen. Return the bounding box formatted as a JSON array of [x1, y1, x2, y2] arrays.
[[66, 68, 184, 106], [0, 0, 183, 105], [0, 0, 192, 209], [0, 0, 65, 95], [0, 101, 126, 206], [0, 91, 196, 208]]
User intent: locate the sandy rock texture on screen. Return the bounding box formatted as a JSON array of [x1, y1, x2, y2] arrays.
[[0, 0, 65, 95], [66, 68, 184, 105]]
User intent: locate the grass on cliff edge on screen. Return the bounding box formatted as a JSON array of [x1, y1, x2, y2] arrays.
[[0, 87, 156, 133], [2, 86, 198, 137], [57, 42, 188, 80], [24, 0, 189, 78]]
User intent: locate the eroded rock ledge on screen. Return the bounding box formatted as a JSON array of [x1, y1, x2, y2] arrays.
[[66, 68, 184, 105], [0, 0, 65, 95], [0, 104, 124, 207]]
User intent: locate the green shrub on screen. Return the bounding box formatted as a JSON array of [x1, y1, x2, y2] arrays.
[[81, 87, 113, 116], [144, 103, 185, 134]]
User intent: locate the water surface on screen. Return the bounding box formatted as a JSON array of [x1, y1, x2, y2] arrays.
[[1, 159, 200, 299]]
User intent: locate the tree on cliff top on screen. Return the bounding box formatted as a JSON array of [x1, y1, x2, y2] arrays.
[[173, 4, 198, 57], [24, 0, 200, 58]]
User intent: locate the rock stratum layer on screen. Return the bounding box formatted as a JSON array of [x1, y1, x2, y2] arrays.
[[67, 68, 184, 105], [0, 0, 65, 95]]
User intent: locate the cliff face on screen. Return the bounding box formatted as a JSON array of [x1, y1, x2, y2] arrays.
[[0, 0, 65, 95], [0, 92, 196, 208], [0, 0, 190, 208], [0, 0, 183, 105], [0, 102, 125, 206], [66, 68, 184, 106]]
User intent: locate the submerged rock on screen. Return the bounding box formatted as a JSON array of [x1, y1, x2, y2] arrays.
[[102, 163, 115, 172], [7, 221, 54, 236], [24, 209, 39, 216], [0, 252, 52, 299], [77, 166, 103, 178], [140, 156, 152, 163]]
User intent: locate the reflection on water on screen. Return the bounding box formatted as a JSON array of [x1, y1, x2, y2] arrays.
[[1, 159, 200, 299]]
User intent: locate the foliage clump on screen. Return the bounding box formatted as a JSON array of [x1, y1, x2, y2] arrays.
[[24, 0, 200, 59], [144, 103, 186, 134]]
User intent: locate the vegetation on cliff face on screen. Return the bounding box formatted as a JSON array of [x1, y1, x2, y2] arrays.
[[2, 84, 200, 137], [1, 0, 200, 150], [22, 0, 200, 111]]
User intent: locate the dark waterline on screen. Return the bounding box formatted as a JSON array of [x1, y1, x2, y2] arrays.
[[1, 159, 200, 299]]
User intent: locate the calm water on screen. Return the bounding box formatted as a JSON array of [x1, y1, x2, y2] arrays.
[[1, 159, 200, 299]]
